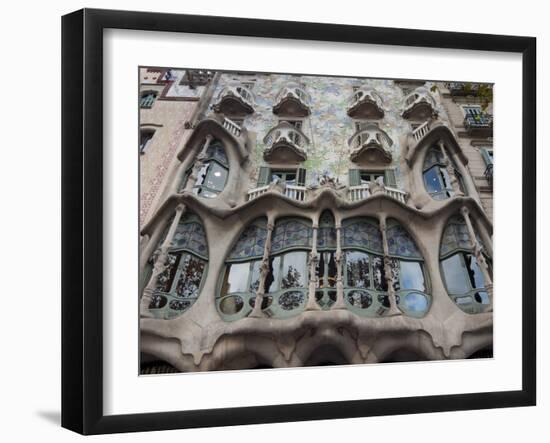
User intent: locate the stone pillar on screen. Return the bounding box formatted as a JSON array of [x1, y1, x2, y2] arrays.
[[379, 216, 401, 316], [449, 147, 480, 202], [461, 206, 493, 310], [140, 203, 186, 317], [438, 140, 463, 196], [332, 223, 346, 310], [305, 224, 321, 311], [184, 135, 214, 193], [250, 218, 275, 318]]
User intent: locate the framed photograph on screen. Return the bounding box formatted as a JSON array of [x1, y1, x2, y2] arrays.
[[61, 8, 536, 435]]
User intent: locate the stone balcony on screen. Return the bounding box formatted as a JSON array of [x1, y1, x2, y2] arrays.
[[463, 113, 493, 137], [347, 87, 384, 119], [247, 180, 408, 205], [213, 83, 255, 115], [348, 122, 393, 164], [263, 122, 309, 163], [402, 87, 437, 120], [273, 82, 311, 116]]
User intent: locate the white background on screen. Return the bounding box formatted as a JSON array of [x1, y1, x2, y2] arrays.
[[0, 0, 546, 441]]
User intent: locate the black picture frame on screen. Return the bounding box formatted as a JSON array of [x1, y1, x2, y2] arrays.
[[61, 8, 537, 435]]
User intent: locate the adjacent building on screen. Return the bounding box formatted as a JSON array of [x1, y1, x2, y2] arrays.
[[139, 68, 494, 373]]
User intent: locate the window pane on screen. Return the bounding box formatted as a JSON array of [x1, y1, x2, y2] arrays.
[[175, 254, 205, 298], [346, 251, 370, 288], [222, 262, 250, 294], [402, 292, 429, 313], [155, 253, 180, 292], [390, 258, 400, 291], [464, 253, 486, 289], [441, 254, 471, 294], [400, 261, 426, 291], [249, 260, 262, 292], [204, 162, 228, 191], [373, 255, 387, 291], [423, 166, 443, 194], [281, 251, 307, 289], [266, 256, 281, 293]]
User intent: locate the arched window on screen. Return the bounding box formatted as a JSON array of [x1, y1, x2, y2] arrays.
[[341, 218, 386, 316], [193, 139, 229, 198], [386, 219, 431, 317], [148, 213, 208, 319], [342, 218, 430, 317], [217, 218, 267, 321], [266, 218, 312, 318], [315, 211, 337, 309], [423, 147, 453, 200], [440, 215, 491, 313]]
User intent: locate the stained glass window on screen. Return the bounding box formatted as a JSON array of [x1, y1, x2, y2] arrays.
[[342, 218, 383, 253], [271, 218, 312, 254], [227, 218, 268, 260], [440, 215, 472, 257], [386, 221, 421, 258], [147, 212, 208, 320]]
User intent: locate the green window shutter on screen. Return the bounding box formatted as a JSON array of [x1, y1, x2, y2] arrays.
[[384, 169, 397, 187], [257, 166, 271, 186], [480, 148, 493, 166], [348, 169, 361, 186], [297, 168, 307, 186]]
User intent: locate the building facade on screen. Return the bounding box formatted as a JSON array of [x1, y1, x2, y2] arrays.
[[138, 68, 494, 373]]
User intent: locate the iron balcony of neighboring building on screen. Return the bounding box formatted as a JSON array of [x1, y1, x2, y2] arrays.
[[347, 87, 384, 119], [348, 123, 393, 164], [463, 113, 493, 137], [272, 82, 311, 116], [263, 122, 309, 163], [402, 87, 437, 120], [446, 82, 481, 96], [484, 163, 493, 188], [213, 84, 255, 115]]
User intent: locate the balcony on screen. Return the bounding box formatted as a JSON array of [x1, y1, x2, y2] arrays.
[[347, 87, 384, 119], [348, 183, 408, 204], [446, 82, 481, 96], [213, 84, 255, 115], [348, 123, 393, 164], [247, 183, 307, 202], [464, 113, 493, 137], [484, 163, 493, 187], [263, 122, 309, 163], [273, 82, 311, 116], [402, 87, 437, 120]]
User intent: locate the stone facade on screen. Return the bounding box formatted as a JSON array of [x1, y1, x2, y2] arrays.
[[138, 69, 494, 372]]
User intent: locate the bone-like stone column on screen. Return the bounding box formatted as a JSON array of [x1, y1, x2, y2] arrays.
[[250, 217, 275, 318], [332, 223, 346, 310], [461, 206, 493, 310], [305, 223, 321, 311], [438, 139, 463, 197], [184, 134, 214, 193], [379, 216, 401, 316], [140, 203, 186, 317]]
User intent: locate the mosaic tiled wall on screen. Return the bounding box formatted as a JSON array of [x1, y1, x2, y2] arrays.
[[207, 72, 452, 189]]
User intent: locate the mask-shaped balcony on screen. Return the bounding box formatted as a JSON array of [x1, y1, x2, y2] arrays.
[[348, 123, 393, 164], [464, 112, 493, 137], [402, 87, 437, 120], [213, 83, 255, 116], [263, 122, 309, 163], [347, 87, 384, 119], [446, 82, 481, 97], [272, 82, 311, 116]]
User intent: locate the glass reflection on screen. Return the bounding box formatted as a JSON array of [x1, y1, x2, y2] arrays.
[[400, 261, 426, 291]]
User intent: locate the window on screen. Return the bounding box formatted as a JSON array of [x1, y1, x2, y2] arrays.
[[147, 214, 208, 319], [422, 147, 453, 200], [256, 166, 307, 187], [278, 119, 303, 130], [440, 215, 491, 314], [348, 169, 397, 188], [315, 211, 338, 308], [342, 218, 430, 317], [139, 129, 155, 154], [193, 139, 229, 198], [140, 91, 157, 108], [480, 148, 494, 166], [266, 218, 312, 317], [218, 218, 268, 320]]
